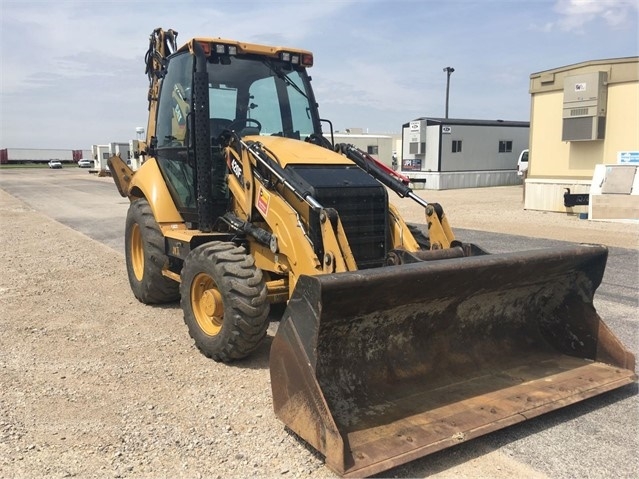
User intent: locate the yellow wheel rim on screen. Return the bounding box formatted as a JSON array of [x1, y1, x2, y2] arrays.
[[191, 273, 224, 336], [130, 223, 144, 281]]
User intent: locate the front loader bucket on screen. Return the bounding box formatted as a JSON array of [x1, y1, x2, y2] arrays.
[[270, 244, 636, 478]]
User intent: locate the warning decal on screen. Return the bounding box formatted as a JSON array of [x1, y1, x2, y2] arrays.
[[257, 186, 270, 216]]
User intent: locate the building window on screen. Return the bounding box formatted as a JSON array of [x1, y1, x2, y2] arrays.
[[367, 145, 379, 155], [499, 140, 513, 153], [452, 140, 462, 153]]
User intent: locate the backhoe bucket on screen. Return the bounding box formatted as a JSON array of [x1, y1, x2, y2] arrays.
[[270, 244, 636, 478]]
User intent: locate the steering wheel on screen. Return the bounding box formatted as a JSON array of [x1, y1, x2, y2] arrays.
[[226, 118, 262, 134]]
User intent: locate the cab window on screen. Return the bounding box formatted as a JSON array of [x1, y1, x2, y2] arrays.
[[156, 52, 193, 149], [155, 52, 196, 211], [248, 77, 282, 135]]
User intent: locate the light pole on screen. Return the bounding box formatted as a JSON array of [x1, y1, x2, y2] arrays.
[[443, 66, 455, 119]]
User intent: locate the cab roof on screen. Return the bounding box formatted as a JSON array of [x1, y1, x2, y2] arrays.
[[177, 37, 313, 62]]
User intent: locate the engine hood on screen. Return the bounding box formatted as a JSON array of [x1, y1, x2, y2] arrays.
[[243, 135, 353, 167]]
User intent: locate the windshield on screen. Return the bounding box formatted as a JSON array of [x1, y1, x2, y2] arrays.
[[207, 55, 319, 140], [153, 52, 322, 215]]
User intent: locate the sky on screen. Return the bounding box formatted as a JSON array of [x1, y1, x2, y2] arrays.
[[1, 0, 638, 150]]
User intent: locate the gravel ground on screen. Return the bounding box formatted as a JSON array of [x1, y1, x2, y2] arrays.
[[0, 191, 329, 479], [0, 179, 636, 478]]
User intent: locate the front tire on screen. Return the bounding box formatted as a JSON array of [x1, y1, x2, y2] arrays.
[[125, 198, 179, 304], [180, 242, 269, 362]]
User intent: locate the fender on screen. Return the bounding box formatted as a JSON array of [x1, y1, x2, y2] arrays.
[[127, 157, 183, 224]]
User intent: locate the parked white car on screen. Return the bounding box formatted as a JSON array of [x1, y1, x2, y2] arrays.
[[517, 149, 529, 177], [77, 158, 93, 168], [48, 160, 62, 169]]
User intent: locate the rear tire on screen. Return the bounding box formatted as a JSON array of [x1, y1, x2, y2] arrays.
[[180, 242, 269, 362], [125, 198, 179, 304]]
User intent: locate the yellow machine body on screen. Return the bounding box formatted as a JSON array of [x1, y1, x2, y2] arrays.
[[108, 28, 637, 478]]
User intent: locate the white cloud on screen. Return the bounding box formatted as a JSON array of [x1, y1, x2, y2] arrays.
[[553, 0, 639, 31], [1, 0, 357, 96]]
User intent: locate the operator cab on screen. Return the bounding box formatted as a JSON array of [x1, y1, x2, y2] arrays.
[[155, 45, 321, 148], [152, 42, 322, 220]]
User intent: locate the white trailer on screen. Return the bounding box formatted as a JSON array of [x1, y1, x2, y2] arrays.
[[91, 143, 131, 171], [0, 148, 75, 164], [110, 142, 130, 161], [128, 140, 143, 170], [400, 117, 530, 189], [92, 145, 111, 170]]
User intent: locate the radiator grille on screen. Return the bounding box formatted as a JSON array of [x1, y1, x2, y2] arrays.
[[313, 187, 388, 269], [286, 165, 389, 269]]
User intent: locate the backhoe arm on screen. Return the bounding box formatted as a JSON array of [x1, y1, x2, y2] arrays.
[[144, 28, 178, 147]]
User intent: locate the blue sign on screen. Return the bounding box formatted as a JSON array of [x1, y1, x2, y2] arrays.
[[617, 151, 639, 164]]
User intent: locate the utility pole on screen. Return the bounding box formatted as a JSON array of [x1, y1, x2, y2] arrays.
[[443, 66, 455, 119]]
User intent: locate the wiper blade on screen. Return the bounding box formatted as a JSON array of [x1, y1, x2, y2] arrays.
[[263, 60, 308, 99]]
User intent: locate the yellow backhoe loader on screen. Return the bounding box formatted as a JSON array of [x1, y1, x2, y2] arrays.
[[108, 28, 636, 478]]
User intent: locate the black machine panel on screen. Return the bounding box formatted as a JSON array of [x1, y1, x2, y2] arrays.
[[285, 165, 389, 269]]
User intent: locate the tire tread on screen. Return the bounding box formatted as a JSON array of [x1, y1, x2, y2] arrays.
[[180, 242, 269, 362]]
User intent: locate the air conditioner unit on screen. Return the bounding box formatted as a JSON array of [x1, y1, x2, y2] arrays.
[[561, 71, 607, 141], [404, 120, 426, 156], [409, 141, 425, 154]]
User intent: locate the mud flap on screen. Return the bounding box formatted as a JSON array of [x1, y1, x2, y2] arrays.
[[269, 244, 636, 478]]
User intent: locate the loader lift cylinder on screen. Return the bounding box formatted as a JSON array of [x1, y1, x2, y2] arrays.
[[340, 142, 439, 211]]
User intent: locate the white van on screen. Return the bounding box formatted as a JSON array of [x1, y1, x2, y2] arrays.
[[517, 149, 529, 177]]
